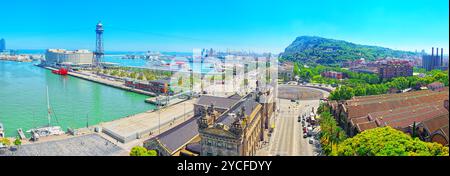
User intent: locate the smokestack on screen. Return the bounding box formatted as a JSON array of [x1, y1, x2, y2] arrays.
[[432, 47, 434, 56], [441, 48, 444, 67]]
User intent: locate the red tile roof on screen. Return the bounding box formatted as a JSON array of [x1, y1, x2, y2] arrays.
[[352, 101, 448, 133], [344, 89, 449, 120]]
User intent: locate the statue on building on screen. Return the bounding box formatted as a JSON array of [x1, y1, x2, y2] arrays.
[[230, 113, 243, 136], [197, 106, 209, 129]]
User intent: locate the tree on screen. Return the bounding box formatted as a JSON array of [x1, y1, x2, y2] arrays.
[[318, 110, 347, 155], [388, 77, 409, 90], [137, 74, 144, 80], [0, 138, 11, 146], [119, 71, 127, 78], [353, 86, 367, 96], [329, 86, 354, 101], [130, 146, 158, 156], [336, 127, 449, 156], [147, 149, 157, 156], [129, 72, 137, 79], [13, 138, 21, 146], [293, 62, 300, 76]]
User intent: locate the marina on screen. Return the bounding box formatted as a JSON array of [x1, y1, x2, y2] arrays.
[[0, 60, 156, 138]]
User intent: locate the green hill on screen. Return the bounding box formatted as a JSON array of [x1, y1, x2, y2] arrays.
[[281, 36, 417, 65]]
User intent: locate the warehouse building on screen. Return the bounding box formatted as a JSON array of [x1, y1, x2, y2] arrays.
[[44, 49, 94, 67]]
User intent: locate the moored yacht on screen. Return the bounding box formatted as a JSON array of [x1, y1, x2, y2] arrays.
[[26, 86, 64, 141]]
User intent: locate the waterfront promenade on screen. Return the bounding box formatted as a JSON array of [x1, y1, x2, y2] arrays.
[[101, 99, 195, 143]]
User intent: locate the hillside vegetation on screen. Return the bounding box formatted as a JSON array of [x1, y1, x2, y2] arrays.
[[281, 36, 417, 65]]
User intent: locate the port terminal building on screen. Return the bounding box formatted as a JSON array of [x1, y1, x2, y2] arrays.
[[44, 49, 94, 68]]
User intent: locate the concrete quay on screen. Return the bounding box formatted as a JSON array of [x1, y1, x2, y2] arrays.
[[100, 99, 196, 143], [41, 66, 157, 96]]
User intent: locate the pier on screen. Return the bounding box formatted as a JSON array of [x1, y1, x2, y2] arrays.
[[41, 66, 157, 97]]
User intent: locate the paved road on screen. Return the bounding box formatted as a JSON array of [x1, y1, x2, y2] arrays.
[[257, 86, 329, 156]]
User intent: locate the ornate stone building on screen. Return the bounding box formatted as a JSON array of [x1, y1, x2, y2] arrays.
[[197, 90, 273, 156], [143, 87, 275, 156]]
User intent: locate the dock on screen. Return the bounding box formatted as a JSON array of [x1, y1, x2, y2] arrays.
[[17, 128, 26, 140], [101, 99, 196, 143], [41, 66, 157, 97]]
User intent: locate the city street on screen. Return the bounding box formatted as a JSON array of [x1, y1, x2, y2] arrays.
[[257, 86, 329, 156]]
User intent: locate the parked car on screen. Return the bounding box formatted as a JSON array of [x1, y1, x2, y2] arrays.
[[309, 138, 314, 144], [303, 133, 308, 138]]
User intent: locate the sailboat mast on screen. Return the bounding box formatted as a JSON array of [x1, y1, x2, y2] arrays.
[[47, 86, 51, 127]]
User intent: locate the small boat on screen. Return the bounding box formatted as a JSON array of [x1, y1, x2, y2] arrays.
[[27, 126, 65, 137], [17, 128, 26, 140], [0, 122, 5, 138], [52, 68, 68, 75]]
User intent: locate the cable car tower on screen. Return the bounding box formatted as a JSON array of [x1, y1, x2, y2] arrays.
[[94, 21, 104, 67]]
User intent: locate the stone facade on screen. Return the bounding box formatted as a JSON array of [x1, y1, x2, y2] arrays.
[[197, 89, 274, 156], [198, 103, 262, 156]]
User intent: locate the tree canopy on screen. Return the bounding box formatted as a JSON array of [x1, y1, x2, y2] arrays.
[[335, 127, 449, 156], [130, 146, 158, 156], [282, 36, 417, 66], [317, 104, 347, 155]]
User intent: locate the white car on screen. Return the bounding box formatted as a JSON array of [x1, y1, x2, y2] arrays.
[[309, 138, 314, 144]]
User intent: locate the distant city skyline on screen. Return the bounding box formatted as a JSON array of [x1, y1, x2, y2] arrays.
[[1, 0, 448, 54]]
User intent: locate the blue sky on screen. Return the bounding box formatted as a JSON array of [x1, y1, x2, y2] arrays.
[[0, 0, 448, 54]]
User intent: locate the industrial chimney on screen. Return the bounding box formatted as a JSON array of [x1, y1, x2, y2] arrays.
[[441, 48, 444, 67], [432, 47, 434, 56], [436, 47, 439, 57]]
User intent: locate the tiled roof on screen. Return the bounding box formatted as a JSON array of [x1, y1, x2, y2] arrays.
[[154, 116, 199, 153], [195, 95, 240, 110], [352, 101, 449, 133], [356, 121, 378, 132], [428, 82, 444, 87], [348, 89, 433, 103], [422, 114, 449, 139], [344, 90, 449, 120], [350, 116, 370, 126], [217, 94, 260, 127], [185, 142, 201, 154], [228, 93, 242, 100]]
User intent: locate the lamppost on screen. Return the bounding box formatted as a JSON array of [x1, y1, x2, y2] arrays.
[[158, 97, 161, 135]]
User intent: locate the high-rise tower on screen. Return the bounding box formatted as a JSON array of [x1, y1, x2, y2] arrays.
[[0, 38, 5, 51], [94, 21, 104, 67]]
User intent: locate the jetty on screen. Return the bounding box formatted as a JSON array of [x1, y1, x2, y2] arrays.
[[41, 66, 157, 96], [17, 128, 26, 140]]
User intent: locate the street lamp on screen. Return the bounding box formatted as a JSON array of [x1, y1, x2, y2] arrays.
[[155, 96, 161, 135]]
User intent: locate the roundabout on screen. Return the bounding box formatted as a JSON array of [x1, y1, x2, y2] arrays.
[[277, 85, 329, 100]]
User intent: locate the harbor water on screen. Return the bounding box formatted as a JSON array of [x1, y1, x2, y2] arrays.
[[0, 60, 156, 137]]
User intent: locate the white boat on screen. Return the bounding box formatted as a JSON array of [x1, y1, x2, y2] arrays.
[[27, 126, 65, 137], [0, 122, 4, 138], [27, 86, 64, 139]]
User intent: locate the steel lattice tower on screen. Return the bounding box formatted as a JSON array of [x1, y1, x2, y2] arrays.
[[94, 21, 104, 67]]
